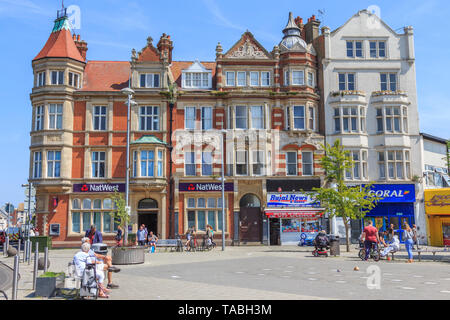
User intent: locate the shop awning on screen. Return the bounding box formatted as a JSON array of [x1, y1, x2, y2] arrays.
[[265, 209, 324, 219]]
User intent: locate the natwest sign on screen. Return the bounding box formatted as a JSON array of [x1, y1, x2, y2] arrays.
[[366, 184, 415, 203], [179, 182, 234, 192], [73, 183, 126, 193]]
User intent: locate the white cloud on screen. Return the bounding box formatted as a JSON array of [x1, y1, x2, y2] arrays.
[[202, 0, 244, 31]]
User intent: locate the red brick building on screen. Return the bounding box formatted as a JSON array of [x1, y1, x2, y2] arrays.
[[30, 8, 326, 247]]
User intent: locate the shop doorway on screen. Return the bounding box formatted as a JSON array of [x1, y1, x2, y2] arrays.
[[239, 194, 262, 243], [138, 198, 159, 237], [269, 218, 281, 245]]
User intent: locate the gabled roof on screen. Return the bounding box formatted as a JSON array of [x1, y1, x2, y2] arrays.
[[131, 135, 167, 145], [33, 15, 84, 62], [170, 61, 216, 88], [81, 61, 130, 92], [330, 9, 400, 37], [182, 60, 211, 73], [223, 31, 272, 60], [136, 37, 161, 62]]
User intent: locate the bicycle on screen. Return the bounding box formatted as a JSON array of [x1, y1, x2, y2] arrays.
[[359, 242, 381, 262]]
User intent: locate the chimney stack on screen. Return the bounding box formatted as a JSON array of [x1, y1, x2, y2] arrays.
[[304, 15, 321, 44], [73, 34, 88, 61], [157, 33, 174, 64]]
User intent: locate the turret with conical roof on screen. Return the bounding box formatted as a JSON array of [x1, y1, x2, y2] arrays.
[[33, 8, 85, 62], [280, 12, 307, 51]]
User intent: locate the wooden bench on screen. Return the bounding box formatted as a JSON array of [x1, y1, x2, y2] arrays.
[[155, 239, 183, 252]]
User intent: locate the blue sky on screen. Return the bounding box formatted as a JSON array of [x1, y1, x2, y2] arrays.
[[0, 0, 449, 206]]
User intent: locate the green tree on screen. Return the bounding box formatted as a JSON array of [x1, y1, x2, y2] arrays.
[[313, 140, 383, 252], [112, 191, 130, 246]]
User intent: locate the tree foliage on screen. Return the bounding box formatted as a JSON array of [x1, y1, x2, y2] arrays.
[[112, 191, 129, 229], [313, 140, 383, 251]]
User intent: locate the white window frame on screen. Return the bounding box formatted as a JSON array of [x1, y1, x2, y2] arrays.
[[226, 71, 235, 86], [139, 106, 160, 131], [369, 41, 387, 58], [236, 150, 248, 176], [302, 151, 314, 176], [35, 105, 44, 131], [237, 72, 246, 87], [286, 151, 298, 176], [185, 151, 196, 176], [93, 106, 107, 131], [50, 70, 64, 85], [33, 151, 42, 178], [292, 106, 305, 130], [261, 72, 271, 87], [37, 71, 46, 87], [338, 73, 355, 91], [284, 70, 290, 86], [307, 72, 315, 87], [346, 40, 363, 58], [380, 73, 397, 91], [308, 106, 315, 131], [140, 73, 160, 88], [235, 106, 248, 130], [92, 151, 106, 178], [292, 70, 305, 86], [202, 151, 213, 176], [250, 106, 264, 129], [68, 72, 80, 88], [140, 150, 155, 177], [252, 150, 265, 176], [201, 106, 213, 130], [185, 106, 197, 130], [47, 150, 61, 178], [48, 104, 63, 130], [250, 72, 260, 87]]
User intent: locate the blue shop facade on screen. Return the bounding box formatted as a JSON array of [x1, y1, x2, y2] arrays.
[[361, 184, 416, 243]]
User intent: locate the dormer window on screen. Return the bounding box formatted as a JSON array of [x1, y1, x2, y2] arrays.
[[182, 61, 212, 89], [140, 73, 160, 88]]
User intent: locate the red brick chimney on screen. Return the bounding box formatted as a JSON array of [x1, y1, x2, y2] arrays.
[[73, 34, 88, 61], [157, 33, 173, 64], [304, 15, 321, 44]]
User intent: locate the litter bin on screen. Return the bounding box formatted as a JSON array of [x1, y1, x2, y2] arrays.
[[329, 235, 340, 256]]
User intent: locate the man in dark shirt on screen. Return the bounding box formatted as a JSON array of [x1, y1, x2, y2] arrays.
[[85, 225, 103, 244]]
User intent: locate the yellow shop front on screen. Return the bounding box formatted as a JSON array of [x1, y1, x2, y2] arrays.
[[425, 188, 450, 246]]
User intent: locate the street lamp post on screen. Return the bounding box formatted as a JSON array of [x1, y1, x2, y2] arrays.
[[221, 131, 226, 251], [121, 87, 136, 246]]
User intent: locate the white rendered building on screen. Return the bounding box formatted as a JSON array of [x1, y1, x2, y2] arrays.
[[319, 10, 426, 242]]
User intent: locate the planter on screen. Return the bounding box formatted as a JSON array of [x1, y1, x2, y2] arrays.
[[30, 236, 52, 252], [35, 272, 65, 297], [111, 247, 145, 265]]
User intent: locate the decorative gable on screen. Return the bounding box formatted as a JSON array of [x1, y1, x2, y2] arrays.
[[133, 37, 161, 63], [224, 32, 272, 60]]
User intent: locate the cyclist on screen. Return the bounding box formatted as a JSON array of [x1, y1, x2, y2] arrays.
[[361, 220, 382, 261]]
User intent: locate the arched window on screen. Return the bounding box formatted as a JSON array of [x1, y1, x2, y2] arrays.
[[138, 198, 158, 209], [239, 194, 261, 208], [72, 199, 80, 210], [83, 198, 91, 210]]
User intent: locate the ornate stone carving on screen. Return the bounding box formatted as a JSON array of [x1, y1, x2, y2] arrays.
[[228, 39, 268, 59]]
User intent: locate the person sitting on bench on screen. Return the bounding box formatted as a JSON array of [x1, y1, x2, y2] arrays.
[[380, 235, 400, 258], [81, 237, 120, 289]]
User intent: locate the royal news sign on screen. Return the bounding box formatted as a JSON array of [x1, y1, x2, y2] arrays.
[[179, 182, 234, 192], [366, 184, 415, 203], [267, 193, 320, 208], [73, 183, 126, 193]]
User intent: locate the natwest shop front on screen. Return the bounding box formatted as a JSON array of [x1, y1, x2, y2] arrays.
[[363, 184, 416, 243], [177, 182, 234, 245]]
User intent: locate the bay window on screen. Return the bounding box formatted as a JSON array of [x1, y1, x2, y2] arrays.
[[68, 72, 80, 88], [141, 151, 155, 177], [333, 106, 365, 133], [37, 71, 46, 87], [345, 150, 368, 180], [251, 106, 264, 129], [33, 151, 42, 178], [293, 106, 305, 130], [378, 150, 411, 180], [292, 71, 304, 85], [235, 106, 248, 129], [51, 70, 64, 85], [35, 105, 44, 131], [376, 106, 408, 133]]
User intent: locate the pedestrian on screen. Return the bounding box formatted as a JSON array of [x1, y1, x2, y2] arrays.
[[115, 225, 123, 247], [386, 224, 395, 242], [378, 230, 387, 247], [141, 224, 148, 243], [208, 225, 216, 248], [137, 225, 146, 246], [361, 220, 381, 261], [185, 229, 191, 251], [148, 231, 158, 253], [404, 223, 416, 263], [85, 225, 103, 244]]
